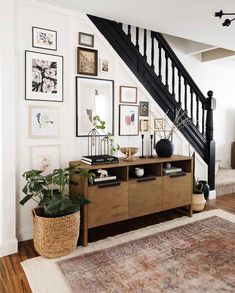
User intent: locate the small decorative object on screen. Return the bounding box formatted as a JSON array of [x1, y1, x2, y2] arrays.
[[32, 27, 57, 51], [155, 138, 174, 157], [154, 118, 164, 129], [100, 58, 110, 73], [76, 77, 114, 137], [139, 134, 146, 158], [165, 162, 171, 169], [120, 147, 139, 161], [20, 167, 95, 258], [119, 105, 139, 136], [31, 145, 60, 175], [148, 134, 154, 158], [198, 180, 210, 201], [135, 167, 144, 177], [139, 101, 149, 116], [25, 50, 63, 102], [77, 47, 98, 76], [78, 32, 94, 47], [120, 86, 137, 104], [97, 169, 108, 178], [140, 119, 149, 132], [29, 105, 59, 138]]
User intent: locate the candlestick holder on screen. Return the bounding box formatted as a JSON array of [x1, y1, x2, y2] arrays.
[[148, 134, 155, 158], [139, 134, 146, 158]]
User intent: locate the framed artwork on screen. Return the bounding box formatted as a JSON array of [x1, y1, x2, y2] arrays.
[[78, 32, 94, 47], [77, 47, 98, 76], [29, 105, 59, 138], [100, 58, 110, 73], [119, 104, 139, 136], [25, 50, 63, 102], [139, 101, 149, 116], [154, 118, 164, 129], [32, 27, 57, 51], [140, 119, 149, 132], [31, 145, 60, 175], [120, 86, 137, 104], [76, 77, 114, 137]]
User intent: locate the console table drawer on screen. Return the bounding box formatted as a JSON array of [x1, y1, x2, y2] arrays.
[[129, 177, 163, 218], [163, 173, 192, 209], [87, 182, 128, 228]]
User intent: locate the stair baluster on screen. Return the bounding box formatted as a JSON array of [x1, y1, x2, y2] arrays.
[[172, 62, 175, 98], [151, 32, 155, 70], [165, 52, 169, 89], [143, 29, 147, 61]]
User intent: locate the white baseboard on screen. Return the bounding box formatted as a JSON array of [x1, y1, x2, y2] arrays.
[[17, 227, 33, 242], [0, 238, 18, 257], [208, 189, 216, 200]]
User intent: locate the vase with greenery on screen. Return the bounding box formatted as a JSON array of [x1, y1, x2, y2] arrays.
[[20, 166, 95, 258]]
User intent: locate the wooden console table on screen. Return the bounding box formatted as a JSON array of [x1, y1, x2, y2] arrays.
[[70, 155, 193, 246]]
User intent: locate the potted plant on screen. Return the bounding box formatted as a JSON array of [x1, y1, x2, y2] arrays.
[[20, 166, 95, 258]]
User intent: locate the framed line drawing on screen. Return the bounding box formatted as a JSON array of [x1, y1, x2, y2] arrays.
[[77, 47, 98, 76], [139, 101, 149, 116], [29, 105, 59, 138], [32, 27, 57, 51], [120, 86, 137, 104], [78, 32, 94, 47], [76, 77, 114, 137], [31, 145, 60, 175], [140, 119, 149, 132], [154, 118, 164, 130], [25, 50, 63, 102], [119, 104, 139, 136]]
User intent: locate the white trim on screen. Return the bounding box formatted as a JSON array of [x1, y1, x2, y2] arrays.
[[0, 238, 18, 257], [17, 227, 33, 242], [208, 189, 216, 200]]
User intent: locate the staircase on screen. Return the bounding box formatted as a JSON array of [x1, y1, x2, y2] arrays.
[[88, 15, 216, 190]]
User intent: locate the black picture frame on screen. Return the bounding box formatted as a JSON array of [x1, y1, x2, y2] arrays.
[[76, 76, 114, 137], [32, 26, 57, 51], [139, 101, 149, 116], [78, 32, 94, 48], [77, 47, 98, 76], [25, 50, 64, 102]]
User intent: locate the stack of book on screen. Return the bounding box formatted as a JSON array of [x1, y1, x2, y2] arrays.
[[94, 175, 117, 183], [81, 155, 119, 165], [163, 166, 185, 176]]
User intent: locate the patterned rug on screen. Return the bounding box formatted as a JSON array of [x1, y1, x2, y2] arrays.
[[21, 209, 235, 293]]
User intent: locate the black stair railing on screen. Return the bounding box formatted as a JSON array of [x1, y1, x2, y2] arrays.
[[88, 15, 216, 190]]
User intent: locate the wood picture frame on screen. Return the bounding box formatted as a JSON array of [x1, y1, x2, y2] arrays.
[[119, 104, 139, 136], [154, 118, 164, 129], [139, 101, 149, 116], [32, 26, 57, 51], [79, 32, 94, 47], [77, 47, 98, 76], [120, 86, 137, 104], [140, 119, 149, 132]]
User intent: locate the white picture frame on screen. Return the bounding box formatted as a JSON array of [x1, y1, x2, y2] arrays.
[[31, 145, 60, 175], [29, 105, 59, 138], [100, 58, 110, 73], [25, 50, 63, 102], [119, 104, 139, 136], [32, 27, 57, 51]]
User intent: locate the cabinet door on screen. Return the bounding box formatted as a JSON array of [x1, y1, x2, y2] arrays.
[[128, 177, 162, 218], [87, 182, 128, 228], [163, 173, 192, 209]]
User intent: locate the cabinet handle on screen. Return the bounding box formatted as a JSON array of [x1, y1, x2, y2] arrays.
[[97, 182, 121, 188], [169, 172, 186, 178], [136, 176, 156, 182]]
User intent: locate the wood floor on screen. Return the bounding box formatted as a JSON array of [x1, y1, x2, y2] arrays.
[[0, 193, 234, 293]]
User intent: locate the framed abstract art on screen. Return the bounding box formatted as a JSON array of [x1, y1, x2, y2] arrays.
[[119, 104, 139, 136], [32, 27, 57, 51], [25, 50, 63, 102]]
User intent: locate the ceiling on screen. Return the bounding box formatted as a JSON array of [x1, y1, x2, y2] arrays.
[[39, 0, 235, 51]]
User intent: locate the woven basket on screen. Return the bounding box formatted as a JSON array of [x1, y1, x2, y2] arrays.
[[32, 208, 80, 258]]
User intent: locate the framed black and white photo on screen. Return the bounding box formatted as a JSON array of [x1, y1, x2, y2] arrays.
[[120, 86, 137, 104], [100, 58, 110, 73], [139, 101, 149, 116], [140, 119, 149, 132], [77, 47, 98, 76], [78, 32, 94, 47], [119, 104, 139, 136], [31, 145, 60, 175], [25, 51, 63, 102], [76, 77, 114, 137], [32, 27, 57, 51], [29, 105, 59, 138]]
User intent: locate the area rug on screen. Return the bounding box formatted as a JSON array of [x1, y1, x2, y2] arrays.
[[21, 209, 235, 293]]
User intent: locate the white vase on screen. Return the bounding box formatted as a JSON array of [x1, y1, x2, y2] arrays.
[[192, 193, 206, 212]]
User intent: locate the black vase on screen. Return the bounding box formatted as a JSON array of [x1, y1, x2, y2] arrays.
[[198, 180, 210, 201], [155, 139, 174, 157]]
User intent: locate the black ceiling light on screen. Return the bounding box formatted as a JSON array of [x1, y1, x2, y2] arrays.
[[214, 10, 235, 27]]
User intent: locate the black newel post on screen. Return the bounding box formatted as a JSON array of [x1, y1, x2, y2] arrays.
[[205, 90, 216, 190]]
